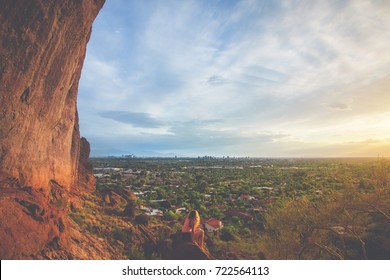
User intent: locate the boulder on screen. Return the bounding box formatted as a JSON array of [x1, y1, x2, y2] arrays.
[[171, 231, 212, 260], [123, 201, 137, 219]]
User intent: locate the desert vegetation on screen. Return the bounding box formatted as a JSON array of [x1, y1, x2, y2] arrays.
[[69, 157, 390, 259]]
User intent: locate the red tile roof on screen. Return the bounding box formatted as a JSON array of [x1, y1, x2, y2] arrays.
[[204, 218, 222, 229]]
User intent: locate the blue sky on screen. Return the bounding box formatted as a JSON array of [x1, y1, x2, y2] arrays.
[[78, 0, 390, 157]]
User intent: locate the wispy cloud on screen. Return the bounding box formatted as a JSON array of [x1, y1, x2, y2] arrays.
[[98, 111, 162, 128], [207, 75, 229, 86], [324, 102, 350, 111]]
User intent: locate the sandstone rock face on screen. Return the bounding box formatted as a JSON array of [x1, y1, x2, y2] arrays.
[[0, 0, 103, 191], [0, 0, 105, 259], [77, 137, 96, 193]]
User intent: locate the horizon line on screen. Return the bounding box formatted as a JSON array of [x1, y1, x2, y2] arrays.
[[90, 155, 389, 159]]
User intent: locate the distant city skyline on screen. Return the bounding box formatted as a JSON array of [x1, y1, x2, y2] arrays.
[[78, 0, 390, 157]]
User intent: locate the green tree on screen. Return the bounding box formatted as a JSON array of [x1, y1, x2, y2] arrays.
[[164, 210, 179, 221], [209, 208, 224, 220]]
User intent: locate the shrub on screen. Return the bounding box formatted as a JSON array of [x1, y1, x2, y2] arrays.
[[127, 245, 145, 260], [69, 213, 85, 227], [164, 210, 179, 221], [134, 214, 150, 226], [112, 227, 132, 244], [123, 200, 136, 220], [220, 225, 238, 241], [258, 184, 390, 259]]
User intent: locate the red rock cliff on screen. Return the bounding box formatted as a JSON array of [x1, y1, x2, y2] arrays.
[[0, 0, 105, 259]]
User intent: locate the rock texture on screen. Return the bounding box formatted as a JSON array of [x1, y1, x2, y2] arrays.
[[0, 0, 105, 259], [171, 231, 213, 260], [75, 137, 96, 194], [0, 0, 103, 191]]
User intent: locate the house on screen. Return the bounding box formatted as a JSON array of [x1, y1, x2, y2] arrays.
[[260, 198, 277, 205], [238, 194, 256, 201], [139, 205, 163, 216], [139, 205, 152, 212], [258, 187, 273, 191], [150, 199, 167, 203], [226, 209, 253, 222], [148, 209, 163, 216], [203, 218, 223, 233], [257, 187, 274, 193], [172, 206, 187, 214], [250, 207, 268, 213]]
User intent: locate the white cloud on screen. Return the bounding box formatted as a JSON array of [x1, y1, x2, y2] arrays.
[[78, 0, 390, 157]]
